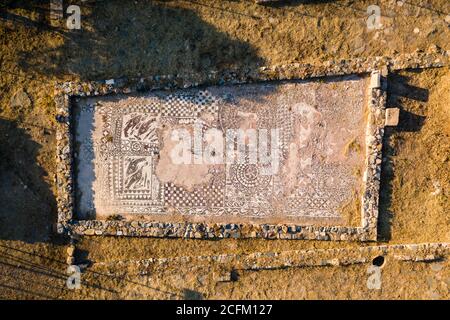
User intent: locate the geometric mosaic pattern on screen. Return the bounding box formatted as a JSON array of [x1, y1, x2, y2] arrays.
[[75, 77, 367, 223]]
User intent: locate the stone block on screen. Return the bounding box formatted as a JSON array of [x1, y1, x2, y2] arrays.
[[385, 108, 400, 126], [370, 71, 381, 89]]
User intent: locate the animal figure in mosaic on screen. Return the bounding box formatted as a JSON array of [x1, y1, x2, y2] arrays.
[[124, 157, 150, 189]]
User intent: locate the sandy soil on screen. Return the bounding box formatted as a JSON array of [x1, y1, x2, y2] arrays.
[[0, 0, 449, 299]]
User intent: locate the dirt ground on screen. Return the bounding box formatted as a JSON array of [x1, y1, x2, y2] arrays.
[[0, 0, 449, 299]]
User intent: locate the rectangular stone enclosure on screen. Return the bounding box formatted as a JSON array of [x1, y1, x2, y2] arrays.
[[56, 71, 386, 241]]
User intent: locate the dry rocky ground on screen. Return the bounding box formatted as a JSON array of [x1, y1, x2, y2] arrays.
[[0, 0, 449, 299]]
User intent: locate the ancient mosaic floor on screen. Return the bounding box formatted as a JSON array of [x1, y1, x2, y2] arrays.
[[74, 75, 368, 225]]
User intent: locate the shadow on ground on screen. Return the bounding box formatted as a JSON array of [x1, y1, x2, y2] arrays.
[[0, 118, 56, 242], [378, 71, 428, 241], [3, 0, 265, 81]]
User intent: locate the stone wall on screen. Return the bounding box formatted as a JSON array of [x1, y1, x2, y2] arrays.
[[55, 48, 448, 241], [93, 242, 450, 274]]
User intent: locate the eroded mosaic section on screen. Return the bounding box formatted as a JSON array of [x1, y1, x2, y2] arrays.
[[74, 76, 367, 224]]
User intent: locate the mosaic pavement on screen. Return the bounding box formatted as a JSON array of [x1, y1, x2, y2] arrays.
[[74, 76, 368, 225]]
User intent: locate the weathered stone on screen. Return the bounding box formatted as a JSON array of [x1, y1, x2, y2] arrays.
[[84, 229, 95, 235], [130, 221, 139, 228], [66, 245, 76, 257], [10, 89, 32, 109], [385, 108, 400, 126], [66, 256, 75, 265], [370, 71, 381, 89]]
